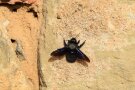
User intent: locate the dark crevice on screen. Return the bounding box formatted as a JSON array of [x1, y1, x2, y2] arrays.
[[27, 8, 38, 18], [37, 46, 47, 87], [11, 39, 16, 43], [37, 37, 47, 89], [0, 3, 31, 12], [11, 39, 25, 60], [0, 3, 38, 18], [37, 46, 47, 89], [12, 8, 17, 12], [0, 0, 10, 2], [57, 14, 61, 19]]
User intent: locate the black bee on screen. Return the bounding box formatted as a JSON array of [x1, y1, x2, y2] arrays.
[[50, 38, 90, 63]]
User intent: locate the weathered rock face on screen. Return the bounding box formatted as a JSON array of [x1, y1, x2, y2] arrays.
[[1, 0, 135, 90], [0, 20, 34, 90], [39, 0, 135, 90], [0, 2, 40, 90], [0, 20, 17, 90]]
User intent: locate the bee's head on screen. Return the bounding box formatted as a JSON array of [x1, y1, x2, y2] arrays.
[[67, 38, 77, 49], [70, 38, 77, 43]]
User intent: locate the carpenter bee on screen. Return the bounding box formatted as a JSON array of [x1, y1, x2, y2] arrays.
[[50, 38, 90, 63]]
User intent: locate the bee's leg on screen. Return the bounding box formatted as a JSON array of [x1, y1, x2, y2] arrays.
[[77, 40, 80, 44], [64, 39, 67, 46], [78, 40, 86, 48]]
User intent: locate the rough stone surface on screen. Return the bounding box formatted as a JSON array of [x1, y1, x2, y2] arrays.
[[0, 2, 41, 90], [0, 20, 33, 90], [39, 0, 135, 90], [1, 0, 135, 90]]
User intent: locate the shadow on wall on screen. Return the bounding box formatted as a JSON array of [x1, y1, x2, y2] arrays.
[[49, 56, 89, 67]]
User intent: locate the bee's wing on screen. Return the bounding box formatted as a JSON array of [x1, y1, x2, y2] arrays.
[[76, 48, 90, 62], [51, 47, 67, 56]]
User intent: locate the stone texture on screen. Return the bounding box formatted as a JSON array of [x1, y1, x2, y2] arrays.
[[0, 2, 41, 90], [0, 20, 33, 90], [39, 0, 135, 90], [1, 0, 135, 90]]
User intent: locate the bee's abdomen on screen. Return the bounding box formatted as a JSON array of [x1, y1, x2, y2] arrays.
[[66, 51, 77, 63]]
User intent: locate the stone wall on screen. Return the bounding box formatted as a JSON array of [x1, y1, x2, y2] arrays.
[[40, 0, 135, 90], [0, 0, 135, 90], [0, 1, 41, 90]]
